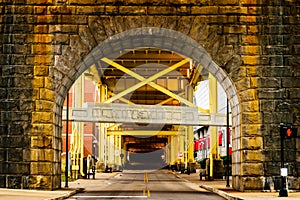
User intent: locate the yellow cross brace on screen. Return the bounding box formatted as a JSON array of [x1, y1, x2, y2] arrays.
[[110, 93, 135, 105], [157, 92, 184, 105], [101, 57, 209, 113], [102, 57, 189, 103]]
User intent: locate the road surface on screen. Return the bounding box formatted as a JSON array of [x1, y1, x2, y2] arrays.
[[68, 169, 225, 200]]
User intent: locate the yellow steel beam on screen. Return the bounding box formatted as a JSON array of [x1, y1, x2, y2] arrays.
[[208, 73, 219, 178], [106, 123, 121, 130], [157, 92, 184, 105], [107, 130, 183, 136], [198, 107, 209, 113], [110, 93, 135, 105], [101, 57, 203, 109], [102, 57, 209, 112], [102, 57, 189, 103]]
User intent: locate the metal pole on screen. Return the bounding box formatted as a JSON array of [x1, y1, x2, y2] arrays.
[[65, 92, 69, 188], [279, 123, 288, 197], [226, 99, 230, 187]]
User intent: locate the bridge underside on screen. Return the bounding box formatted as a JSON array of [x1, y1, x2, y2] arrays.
[[67, 48, 210, 155]]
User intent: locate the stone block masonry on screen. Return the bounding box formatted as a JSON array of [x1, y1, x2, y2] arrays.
[[0, 0, 299, 191]]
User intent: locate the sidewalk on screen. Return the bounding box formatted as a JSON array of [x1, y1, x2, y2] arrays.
[[0, 172, 118, 200], [0, 171, 299, 200], [174, 171, 300, 200], [0, 188, 77, 200]]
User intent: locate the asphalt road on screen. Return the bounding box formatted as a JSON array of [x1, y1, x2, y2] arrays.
[[68, 169, 225, 200]]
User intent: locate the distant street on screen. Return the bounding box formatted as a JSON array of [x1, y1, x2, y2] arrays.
[[67, 169, 225, 200]]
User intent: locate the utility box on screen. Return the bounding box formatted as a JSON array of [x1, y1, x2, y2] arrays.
[[213, 159, 224, 179], [204, 159, 224, 180]]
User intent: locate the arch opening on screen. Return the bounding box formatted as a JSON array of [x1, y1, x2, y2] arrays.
[[56, 27, 240, 189]]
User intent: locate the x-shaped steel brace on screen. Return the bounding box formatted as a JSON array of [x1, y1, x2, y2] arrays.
[[101, 57, 209, 113]]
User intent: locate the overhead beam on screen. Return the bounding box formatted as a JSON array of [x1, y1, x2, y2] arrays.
[[62, 103, 232, 126], [103, 70, 188, 77], [104, 61, 190, 68]]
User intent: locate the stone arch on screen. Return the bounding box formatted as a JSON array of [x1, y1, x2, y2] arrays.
[[55, 27, 241, 189]]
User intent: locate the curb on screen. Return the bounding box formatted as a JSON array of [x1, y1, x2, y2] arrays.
[[51, 172, 120, 199], [169, 171, 183, 179], [49, 188, 84, 200], [200, 185, 244, 200]]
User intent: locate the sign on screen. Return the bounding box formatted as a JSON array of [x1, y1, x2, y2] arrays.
[[218, 130, 223, 146], [287, 128, 292, 137], [178, 152, 183, 158], [63, 103, 232, 126], [280, 125, 297, 139], [281, 168, 288, 177]]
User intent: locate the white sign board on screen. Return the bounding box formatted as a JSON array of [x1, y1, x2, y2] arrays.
[[281, 168, 288, 177], [178, 152, 183, 158], [63, 103, 232, 126]]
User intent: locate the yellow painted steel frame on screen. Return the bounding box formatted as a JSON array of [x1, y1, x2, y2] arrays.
[[100, 57, 210, 169], [102, 57, 209, 113], [102, 57, 198, 107], [208, 73, 219, 178], [110, 93, 135, 105]]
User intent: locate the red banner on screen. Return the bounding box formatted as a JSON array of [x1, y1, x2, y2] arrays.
[[218, 130, 223, 146]]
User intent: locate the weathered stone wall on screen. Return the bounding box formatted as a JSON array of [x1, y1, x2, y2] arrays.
[[258, 0, 300, 191], [0, 0, 299, 191]]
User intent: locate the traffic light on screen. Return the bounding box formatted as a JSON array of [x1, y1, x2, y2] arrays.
[[280, 125, 298, 139]]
